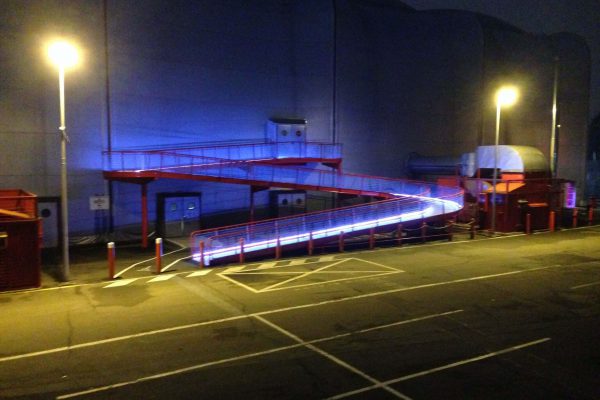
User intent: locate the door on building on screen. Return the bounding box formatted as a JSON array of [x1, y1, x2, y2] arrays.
[[156, 193, 201, 238]]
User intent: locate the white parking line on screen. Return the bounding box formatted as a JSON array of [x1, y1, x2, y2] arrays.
[[56, 310, 458, 400], [327, 337, 552, 399], [571, 280, 600, 290], [4, 265, 561, 364], [253, 314, 413, 400]]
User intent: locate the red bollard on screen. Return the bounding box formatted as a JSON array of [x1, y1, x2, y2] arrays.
[[421, 222, 427, 243], [549, 211, 555, 232], [339, 231, 345, 252], [199, 240, 205, 268], [107, 242, 115, 280], [470, 219, 475, 240], [572, 208, 578, 228], [447, 221, 453, 241], [155, 238, 163, 274], [239, 238, 245, 264], [525, 213, 532, 235], [369, 228, 375, 250], [588, 207, 594, 225], [308, 232, 314, 256]]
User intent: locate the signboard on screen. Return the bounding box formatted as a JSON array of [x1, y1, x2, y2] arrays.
[[89, 195, 110, 211], [563, 182, 576, 208]]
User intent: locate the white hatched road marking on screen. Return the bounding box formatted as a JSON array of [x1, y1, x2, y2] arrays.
[[187, 270, 212, 277], [148, 274, 177, 283], [103, 278, 138, 288], [223, 266, 246, 273]]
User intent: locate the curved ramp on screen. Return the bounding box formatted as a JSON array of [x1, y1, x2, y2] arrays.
[[103, 142, 463, 264]]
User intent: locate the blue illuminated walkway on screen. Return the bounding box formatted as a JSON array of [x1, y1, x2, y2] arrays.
[[103, 141, 463, 264]]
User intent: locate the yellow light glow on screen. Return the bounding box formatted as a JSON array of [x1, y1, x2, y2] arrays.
[[48, 41, 79, 69], [496, 86, 519, 107]]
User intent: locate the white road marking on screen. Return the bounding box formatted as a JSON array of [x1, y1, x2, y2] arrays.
[[2, 265, 562, 364], [103, 278, 138, 288], [260, 271, 402, 292], [327, 338, 551, 399], [114, 247, 187, 278], [571, 280, 600, 290], [261, 259, 348, 291], [148, 274, 177, 283], [187, 270, 212, 277], [217, 273, 260, 293], [223, 266, 246, 274], [253, 315, 413, 400], [256, 262, 277, 269], [288, 259, 306, 266], [161, 255, 194, 272]]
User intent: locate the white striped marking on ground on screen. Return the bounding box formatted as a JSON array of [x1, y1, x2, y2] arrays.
[[223, 266, 246, 273], [103, 278, 138, 288], [571, 280, 600, 290], [187, 270, 212, 277], [256, 262, 278, 270], [326, 338, 552, 399], [54, 310, 460, 400], [148, 274, 177, 283]]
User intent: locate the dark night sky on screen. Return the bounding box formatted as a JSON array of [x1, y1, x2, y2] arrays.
[[403, 0, 600, 121]]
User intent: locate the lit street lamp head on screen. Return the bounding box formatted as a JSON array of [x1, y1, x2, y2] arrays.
[[496, 86, 519, 108], [48, 41, 79, 69]]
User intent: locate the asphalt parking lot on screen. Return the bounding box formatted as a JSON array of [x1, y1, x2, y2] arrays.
[[1, 227, 600, 399]]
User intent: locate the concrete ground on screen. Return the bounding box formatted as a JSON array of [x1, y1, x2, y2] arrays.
[[1, 226, 599, 399]]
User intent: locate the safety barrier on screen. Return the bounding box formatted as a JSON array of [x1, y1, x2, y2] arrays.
[[103, 141, 342, 171], [190, 191, 463, 265]]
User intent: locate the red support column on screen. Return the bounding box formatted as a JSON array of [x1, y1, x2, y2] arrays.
[[572, 208, 578, 228], [339, 231, 345, 252], [369, 228, 375, 250], [588, 206, 594, 225], [396, 224, 403, 246], [447, 220, 453, 241], [107, 242, 115, 280], [525, 213, 532, 235], [421, 222, 427, 243], [249, 187, 255, 223], [549, 211, 556, 232], [141, 183, 148, 248], [239, 238, 245, 264], [275, 236, 281, 260], [308, 232, 314, 256]]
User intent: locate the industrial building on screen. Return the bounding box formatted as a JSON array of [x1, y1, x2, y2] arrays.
[[0, 0, 591, 251]]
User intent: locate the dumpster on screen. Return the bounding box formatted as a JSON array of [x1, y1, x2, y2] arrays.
[[0, 189, 41, 291]]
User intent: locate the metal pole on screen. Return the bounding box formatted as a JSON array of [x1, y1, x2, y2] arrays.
[[59, 66, 70, 281], [550, 57, 559, 178], [491, 102, 501, 235]]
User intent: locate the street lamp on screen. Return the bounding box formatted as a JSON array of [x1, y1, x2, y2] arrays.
[[491, 86, 519, 235], [48, 40, 79, 281]]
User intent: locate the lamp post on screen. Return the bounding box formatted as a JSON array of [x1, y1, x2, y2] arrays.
[[492, 86, 518, 235], [48, 40, 79, 281]]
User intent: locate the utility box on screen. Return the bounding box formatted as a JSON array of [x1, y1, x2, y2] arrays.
[[270, 190, 306, 218], [266, 118, 307, 143], [0, 189, 41, 291]]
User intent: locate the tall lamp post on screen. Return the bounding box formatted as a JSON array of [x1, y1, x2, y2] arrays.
[[492, 86, 519, 235], [48, 41, 79, 281]]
